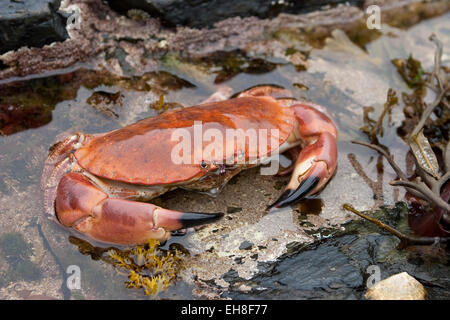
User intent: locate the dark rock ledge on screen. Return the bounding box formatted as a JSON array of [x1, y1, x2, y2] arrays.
[[0, 0, 448, 80], [105, 0, 365, 28], [0, 0, 68, 55]]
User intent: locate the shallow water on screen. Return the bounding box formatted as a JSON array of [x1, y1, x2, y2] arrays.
[[0, 12, 449, 299]]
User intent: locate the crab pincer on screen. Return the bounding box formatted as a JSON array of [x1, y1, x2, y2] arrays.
[[268, 104, 338, 209]]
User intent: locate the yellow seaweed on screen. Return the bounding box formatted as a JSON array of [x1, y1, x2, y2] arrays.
[[108, 240, 186, 297]]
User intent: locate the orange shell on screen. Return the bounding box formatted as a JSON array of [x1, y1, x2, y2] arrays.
[[74, 96, 294, 185]]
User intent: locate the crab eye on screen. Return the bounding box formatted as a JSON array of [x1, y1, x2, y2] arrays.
[[200, 161, 209, 169]]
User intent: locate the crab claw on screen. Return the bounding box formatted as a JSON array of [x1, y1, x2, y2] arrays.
[[155, 209, 224, 230], [268, 176, 320, 209], [77, 200, 223, 244], [268, 106, 338, 210], [55, 172, 223, 244]]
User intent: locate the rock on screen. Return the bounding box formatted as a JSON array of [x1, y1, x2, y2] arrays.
[[225, 235, 364, 299], [224, 212, 450, 300], [0, 0, 68, 54], [105, 0, 365, 28], [365, 272, 428, 300], [239, 241, 254, 250]]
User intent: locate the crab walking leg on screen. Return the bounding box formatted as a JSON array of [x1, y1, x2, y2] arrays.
[[269, 103, 338, 209], [237, 84, 293, 99], [55, 172, 223, 244]]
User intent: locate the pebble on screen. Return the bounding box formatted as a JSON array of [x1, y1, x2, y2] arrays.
[[365, 272, 427, 300], [239, 240, 254, 250]]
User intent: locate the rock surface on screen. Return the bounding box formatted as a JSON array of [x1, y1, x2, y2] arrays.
[[224, 235, 365, 299], [0, 0, 68, 54], [106, 0, 365, 28], [1, 0, 448, 80], [223, 204, 450, 300], [365, 272, 428, 300]]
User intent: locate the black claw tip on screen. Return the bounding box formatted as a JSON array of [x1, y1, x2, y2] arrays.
[[267, 176, 320, 210], [179, 212, 224, 229]]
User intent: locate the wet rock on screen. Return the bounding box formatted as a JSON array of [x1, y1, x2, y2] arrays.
[[226, 235, 365, 299], [0, 0, 68, 54], [106, 0, 365, 28], [365, 272, 428, 300], [223, 206, 450, 300], [1, 0, 447, 80], [0, 232, 41, 283]]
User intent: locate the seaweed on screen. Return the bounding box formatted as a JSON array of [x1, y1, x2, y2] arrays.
[[167, 50, 279, 84], [69, 237, 187, 298], [86, 91, 123, 118], [360, 88, 399, 143], [107, 240, 187, 297], [345, 34, 450, 247], [392, 55, 425, 88]]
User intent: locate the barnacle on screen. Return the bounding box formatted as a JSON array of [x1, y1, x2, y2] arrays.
[[107, 240, 186, 297]]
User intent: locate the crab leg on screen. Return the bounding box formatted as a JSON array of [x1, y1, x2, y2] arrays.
[[55, 172, 223, 244], [269, 103, 338, 209]]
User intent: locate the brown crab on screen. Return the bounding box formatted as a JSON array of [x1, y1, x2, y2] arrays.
[[41, 85, 338, 245]]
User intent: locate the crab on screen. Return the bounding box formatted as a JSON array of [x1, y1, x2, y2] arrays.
[[41, 85, 338, 245]]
